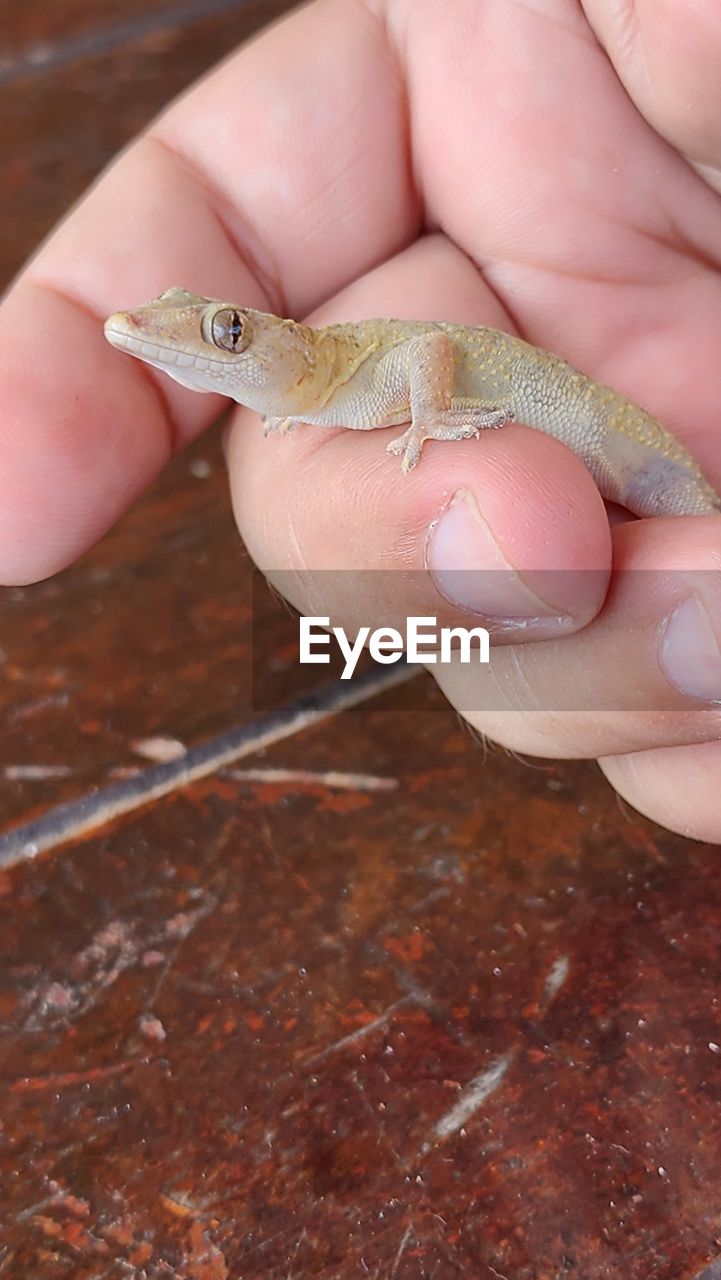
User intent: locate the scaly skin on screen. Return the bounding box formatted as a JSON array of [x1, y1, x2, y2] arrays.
[[104, 288, 721, 519]]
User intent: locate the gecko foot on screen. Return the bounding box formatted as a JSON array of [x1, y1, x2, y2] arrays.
[[262, 415, 298, 436], [386, 425, 424, 471], [442, 404, 512, 434], [387, 407, 513, 471]]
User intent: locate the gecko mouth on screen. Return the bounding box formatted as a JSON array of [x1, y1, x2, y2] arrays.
[[103, 321, 222, 373]]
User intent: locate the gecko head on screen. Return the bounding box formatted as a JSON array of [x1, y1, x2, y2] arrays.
[[104, 288, 312, 409]]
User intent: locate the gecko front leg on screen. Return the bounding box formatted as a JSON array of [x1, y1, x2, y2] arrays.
[[385, 332, 513, 471]]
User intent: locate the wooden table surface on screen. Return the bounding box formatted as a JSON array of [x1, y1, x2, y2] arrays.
[[2, 3, 721, 1278]]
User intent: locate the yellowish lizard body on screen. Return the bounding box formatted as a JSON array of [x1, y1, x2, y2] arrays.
[[104, 288, 721, 519]]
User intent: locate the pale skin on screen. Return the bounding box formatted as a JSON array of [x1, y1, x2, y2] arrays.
[[3, 0, 721, 839]]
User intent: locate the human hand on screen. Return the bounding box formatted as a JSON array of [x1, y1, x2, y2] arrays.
[[2, 0, 721, 839]]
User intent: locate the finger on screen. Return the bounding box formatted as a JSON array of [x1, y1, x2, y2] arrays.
[[599, 741, 721, 844], [581, 0, 721, 188], [400, 0, 721, 481], [430, 514, 721, 759], [229, 234, 612, 642], [0, 0, 417, 583]]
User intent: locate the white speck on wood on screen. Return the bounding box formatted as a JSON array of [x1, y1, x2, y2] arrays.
[[4, 764, 73, 780], [543, 954, 570, 1004], [433, 1054, 513, 1140], [131, 736, 187, 763]]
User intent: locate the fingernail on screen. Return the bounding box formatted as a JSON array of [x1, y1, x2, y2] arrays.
[[427, 488, 573, 631], [660, 595, 721, 702]]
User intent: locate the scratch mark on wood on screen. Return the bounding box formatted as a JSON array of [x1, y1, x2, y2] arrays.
[[2, 764, 74, 780], [285, 1227, 308, 1280], [0, 663, 417, 867], [390, 1224, 414, 1279], [10, 1057, 145, 1093], [225, 766, 399, 792], [431, 1052, 514, 1142], [22, 899, 215, 1030], [304, 996, 411, 1065]]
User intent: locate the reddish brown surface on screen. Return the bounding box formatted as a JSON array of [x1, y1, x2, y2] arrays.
[[2, 3, 721, 1278]]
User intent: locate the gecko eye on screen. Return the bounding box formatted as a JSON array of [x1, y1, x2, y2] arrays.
[[210, 308, 250, 353]]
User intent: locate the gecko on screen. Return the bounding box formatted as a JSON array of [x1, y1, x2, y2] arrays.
[[104, 287, 721, 519]]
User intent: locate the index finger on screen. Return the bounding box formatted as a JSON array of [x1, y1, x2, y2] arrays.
[[0, 0, 417, 584]]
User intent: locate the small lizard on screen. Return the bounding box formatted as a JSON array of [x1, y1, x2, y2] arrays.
[[104, 287, 721, 519]]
